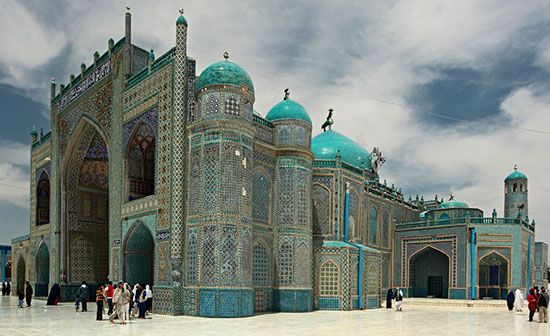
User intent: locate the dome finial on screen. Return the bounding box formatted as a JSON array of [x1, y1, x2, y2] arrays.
[[223, 51, 229, 60], [126, 5, 130, 13], [449, 194, 455, 201], [283, 88, 290, 100], [179, 8, 184, 15], [514, 164, 518, 171], [321, 108, 334, 132]]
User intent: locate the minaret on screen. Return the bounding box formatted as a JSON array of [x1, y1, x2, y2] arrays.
[[169, 9, 189, 314], [504, 165, 528, 220], [123, 7, 132, 78]]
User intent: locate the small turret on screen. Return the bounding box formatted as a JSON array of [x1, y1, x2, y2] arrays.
[[30, 125, 38, 144], [50, 78, 56, 100], [504, 165, 528, 220]]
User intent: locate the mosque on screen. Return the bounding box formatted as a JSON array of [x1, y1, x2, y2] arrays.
[[8, 11, 548, 317]]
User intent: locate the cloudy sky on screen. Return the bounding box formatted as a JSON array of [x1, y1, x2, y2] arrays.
[[1, 0, 549, 247]]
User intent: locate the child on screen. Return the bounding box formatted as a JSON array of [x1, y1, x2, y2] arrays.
[[17, 289, 25, 308]]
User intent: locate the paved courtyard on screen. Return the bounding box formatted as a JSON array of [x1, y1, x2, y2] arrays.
[[1, 296, 548, 336]]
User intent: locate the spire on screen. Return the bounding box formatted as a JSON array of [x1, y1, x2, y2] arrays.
[[514, 164, 518, 171], [176, 8, 188, 26]]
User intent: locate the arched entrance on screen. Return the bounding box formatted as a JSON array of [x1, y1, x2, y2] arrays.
[[62, 119, 109, 285], [35, 243, 50, 296], [123, 222, 154, 286], [478, 252, 508, 299], [16, 256, 25, 291], [5, 261, 12, 282], [409, 247, 449, 298]]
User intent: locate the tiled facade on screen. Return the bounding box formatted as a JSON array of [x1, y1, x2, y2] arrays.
[[9, 12, 548, 316]]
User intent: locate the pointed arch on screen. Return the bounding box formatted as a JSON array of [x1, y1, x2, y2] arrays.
[[478, 251, 509, 299], [36, 242, 50, 284], [126, 122, 156, 200], [36, 170, 50, 225], [312, 183, 331, 236], [296, 241, 310, 287], [369, 206, 378, 245], [348, 189, 359, 240], [123, 221, 155, 286], [252, 169, 271, 223]]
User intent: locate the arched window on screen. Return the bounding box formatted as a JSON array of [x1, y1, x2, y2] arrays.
[[319, 260, 339, 296], [36, 171, 50, 225], [278, 240, 293, 285], [126, 123, 155, 200], [312, 184, 330, 235], [252, 172, 270, 222], [513, 183, 517, 192], [252, 243, 269, 286], [520, 184, 523, 192], [369, 207, 378, 244], [348, 190, 359, 239]]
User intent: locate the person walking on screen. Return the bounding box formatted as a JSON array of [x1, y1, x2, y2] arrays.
[[386, 288, 394, 309], [17, 288, 25, 308], [395, 287, 404, 311], [25, 281, 33, 307], [514, 288, 524, 312], [6, 282, 10, 296], [110, 281, 130, 325], [96, 285, 105, 321], [75, 281, 88, 312], [527, 288, 538, 322], [2, 282, 5, 296], [138, 286, 147, 319], [131, 284, 140, 317], [506, 289, 515, 311], [538, 287, 549, 323], [106, 281, 114, 315], [145, 285, 153, 314]]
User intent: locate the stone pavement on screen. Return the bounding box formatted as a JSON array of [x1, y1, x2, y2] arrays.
[[1, 296, 548, 336]]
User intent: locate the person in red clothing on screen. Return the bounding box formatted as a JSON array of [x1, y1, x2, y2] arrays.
[[527, 288, 538, 322], [106, 281, 114, 315]]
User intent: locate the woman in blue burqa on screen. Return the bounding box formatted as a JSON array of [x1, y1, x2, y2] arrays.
[[386, 288, 394, 308], [506, 289, 515, 311], [46, 284, 61, 305]]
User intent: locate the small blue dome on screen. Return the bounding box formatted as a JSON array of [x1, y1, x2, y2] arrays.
[[195, 60, 254, 94], [439, 200, 469, 209], [176, 15, 188, 26], [505, 170, 527, 181], [265, 99, 311, 124], [311, 130, 371, 170]]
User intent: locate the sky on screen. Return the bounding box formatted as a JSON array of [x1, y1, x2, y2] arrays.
[[1, 0, 550, 247]]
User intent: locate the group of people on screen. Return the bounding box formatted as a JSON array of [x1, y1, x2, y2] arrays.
[[93, 281, 153, 325], [385, 287, 404, 311], [1, 281, 11, 296], [16, 281, 33, 308], [507, 286, 549, 323]]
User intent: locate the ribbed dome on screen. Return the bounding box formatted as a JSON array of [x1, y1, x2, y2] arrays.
[[439, 200, 469, 209], [505, 170, 527, 181], [195, 60, 254, 94], [311, 130, 371, 170], [265, 99, 311, 124]]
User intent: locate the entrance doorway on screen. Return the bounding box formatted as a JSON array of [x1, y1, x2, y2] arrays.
[[36, 243, 50, 296], [409, 247, 449, 298], [478, 252, 508, 299], [124, 222, 154, 286]]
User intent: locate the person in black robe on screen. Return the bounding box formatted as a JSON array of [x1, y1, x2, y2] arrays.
[[25, 281, 33, 307], [6, 282, 10, 296], [46, 284, 61, 305], [386, 288, 394, 308], [506, 289, 515, 311], [2, 282, 5, 295]]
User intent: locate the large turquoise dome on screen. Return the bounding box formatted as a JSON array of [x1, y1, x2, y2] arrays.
[[195, 60, 254, 94], [311, 130, 371, 170], [265, 99, 312, 124], [439, 200, 469, 209], [505, 170, 527, 181]]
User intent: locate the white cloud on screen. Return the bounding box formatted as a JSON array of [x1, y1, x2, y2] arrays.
[[0, 0, 549, 244]]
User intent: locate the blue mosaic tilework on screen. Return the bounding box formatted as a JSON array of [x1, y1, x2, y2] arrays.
[[318, 297, 341, 310]]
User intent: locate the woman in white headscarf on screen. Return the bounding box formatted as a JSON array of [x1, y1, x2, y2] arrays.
[[145, 285, 153, 314], [514, 288, 524, 312]]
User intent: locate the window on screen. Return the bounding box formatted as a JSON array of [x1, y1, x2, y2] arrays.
[[319, 261, 339, 296], [36, 171, 50, 225], [126, 123, 155, 200], [369, 207, 378, 244]]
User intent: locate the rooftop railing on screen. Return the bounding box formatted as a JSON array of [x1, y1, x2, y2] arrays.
[[396, 217, 534, 231]]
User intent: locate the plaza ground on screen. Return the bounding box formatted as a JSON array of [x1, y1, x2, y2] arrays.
[[1, 296, 548, 335]]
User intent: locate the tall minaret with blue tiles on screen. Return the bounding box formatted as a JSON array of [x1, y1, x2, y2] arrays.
[[504, 165, 528, 220]]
